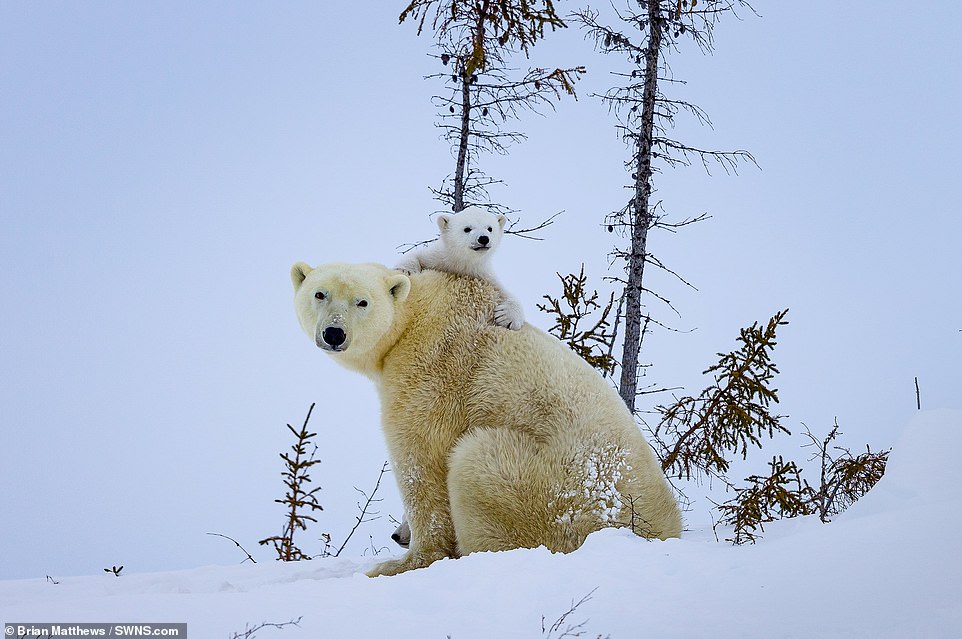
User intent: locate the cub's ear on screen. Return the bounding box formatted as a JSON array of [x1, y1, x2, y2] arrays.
[[436, 214, 451, 232], [386, 272, 411, 303], [496, 214, 507, 230], [291, 262, 313, 291]]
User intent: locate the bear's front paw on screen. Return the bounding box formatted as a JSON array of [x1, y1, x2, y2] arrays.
[[365, 557, 408, 578], [494, 301, 525, 331], [365, 550, 446, 577]]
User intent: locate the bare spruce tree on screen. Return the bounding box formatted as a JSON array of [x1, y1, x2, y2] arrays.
[[400, 0, 584, 213], [576, 1, 756, 412]]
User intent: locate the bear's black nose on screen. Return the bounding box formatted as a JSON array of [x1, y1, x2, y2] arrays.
[[323, 327, 346, 347], [477, 235, 489, 245], [391, 533, 401, 543]]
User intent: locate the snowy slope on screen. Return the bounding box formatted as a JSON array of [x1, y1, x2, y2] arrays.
[[3, 411, 960, 639]]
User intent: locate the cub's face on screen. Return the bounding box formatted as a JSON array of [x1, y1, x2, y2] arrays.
[[438, 207, 507, 257], [291, 263, 410, 360]]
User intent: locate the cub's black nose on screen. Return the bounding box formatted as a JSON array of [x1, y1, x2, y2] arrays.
[[323, 326, 346, 347], [391, 533, 401, 543], [478, 235, 489, 245]]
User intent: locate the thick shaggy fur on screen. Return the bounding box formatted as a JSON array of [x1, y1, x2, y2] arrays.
[[291, 262, 682, 577]]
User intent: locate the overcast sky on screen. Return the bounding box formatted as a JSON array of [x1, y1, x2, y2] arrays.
[[2, 2, 959, 580]]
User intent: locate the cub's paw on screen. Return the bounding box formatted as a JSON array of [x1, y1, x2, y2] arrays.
[[494, 301, 525, 331], [394, 257, 423, 276], [394, 264, 422, 277]]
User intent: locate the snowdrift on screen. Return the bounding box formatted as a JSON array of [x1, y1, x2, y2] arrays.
[[3, 410, 960, 638]]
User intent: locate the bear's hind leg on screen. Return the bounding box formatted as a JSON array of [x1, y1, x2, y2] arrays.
[[447, 428, 578, 555]]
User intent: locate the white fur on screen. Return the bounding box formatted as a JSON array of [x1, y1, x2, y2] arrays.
[[290, 264, 683, 577], [397, 207, 525, 331]]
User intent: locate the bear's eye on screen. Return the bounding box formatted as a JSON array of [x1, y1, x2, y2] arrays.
[[314, 291, 326, 301], [487, 226, 493, 232], [463, 226, 472, 233], [357, 299, 368, 308]]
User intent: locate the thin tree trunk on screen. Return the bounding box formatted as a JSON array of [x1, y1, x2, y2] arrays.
[[452, 73, 471, 212], [618, 3, 663, 413], [453, 1, 490, 214]]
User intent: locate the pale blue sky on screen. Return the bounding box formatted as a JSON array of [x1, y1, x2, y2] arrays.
[[1, 2, 959, 580]]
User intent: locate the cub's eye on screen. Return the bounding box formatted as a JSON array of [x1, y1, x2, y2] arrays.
[[463, 227, 472, 233], [357, 300, 368, 308], [314, 291, 326, 301], [487, 226, 493, 232]]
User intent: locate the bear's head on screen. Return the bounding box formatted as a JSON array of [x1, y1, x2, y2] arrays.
[[291, 262, 410, 370], [437, 206, 507, 265]]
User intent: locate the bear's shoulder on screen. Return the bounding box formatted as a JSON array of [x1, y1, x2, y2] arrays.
[[406, 270, 498, 317]]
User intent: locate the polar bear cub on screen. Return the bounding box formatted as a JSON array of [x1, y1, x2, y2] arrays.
[[396, 206, 524, 331]]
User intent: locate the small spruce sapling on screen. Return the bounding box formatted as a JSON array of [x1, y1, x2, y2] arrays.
[[715, 419, 890, 544], [803, 419, 890, 523], [653, 309, 791, 483], [537, 265, 618, 377], [714, 456, 815, 545], [259, 404, 324, 561]]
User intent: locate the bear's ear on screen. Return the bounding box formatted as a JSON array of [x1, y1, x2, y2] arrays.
[[496, 214, 507, 230], [386, 273, 411, 303], [291, 262, 313, 291], [436, 214, 451, 232]]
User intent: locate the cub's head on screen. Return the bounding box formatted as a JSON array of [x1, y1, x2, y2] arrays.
[[291, 262, 410, 366], [437, 206, 507, 258]]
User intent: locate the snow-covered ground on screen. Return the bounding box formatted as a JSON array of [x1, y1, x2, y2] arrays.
[[3, 410, 959, 638]]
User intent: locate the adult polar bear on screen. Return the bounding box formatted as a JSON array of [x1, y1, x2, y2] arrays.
[[291, 262, 681, 577]]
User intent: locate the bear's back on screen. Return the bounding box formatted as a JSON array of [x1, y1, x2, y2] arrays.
[[387, 270, 635, 441]]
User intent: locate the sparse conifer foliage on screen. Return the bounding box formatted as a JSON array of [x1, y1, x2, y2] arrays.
[[653, 309, 791, 482], [401, 0, 583, 213], [259, 404, 324, 561], [537, 265, 618, 377], [804, 420, 890, 523], [645, 309, 888, 543], [715, 421, 890, 544], [714, 456, 815, 545], [575, 1, 757, 412], [542, 295, 892, 544], [400, 0, 566, 74]]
